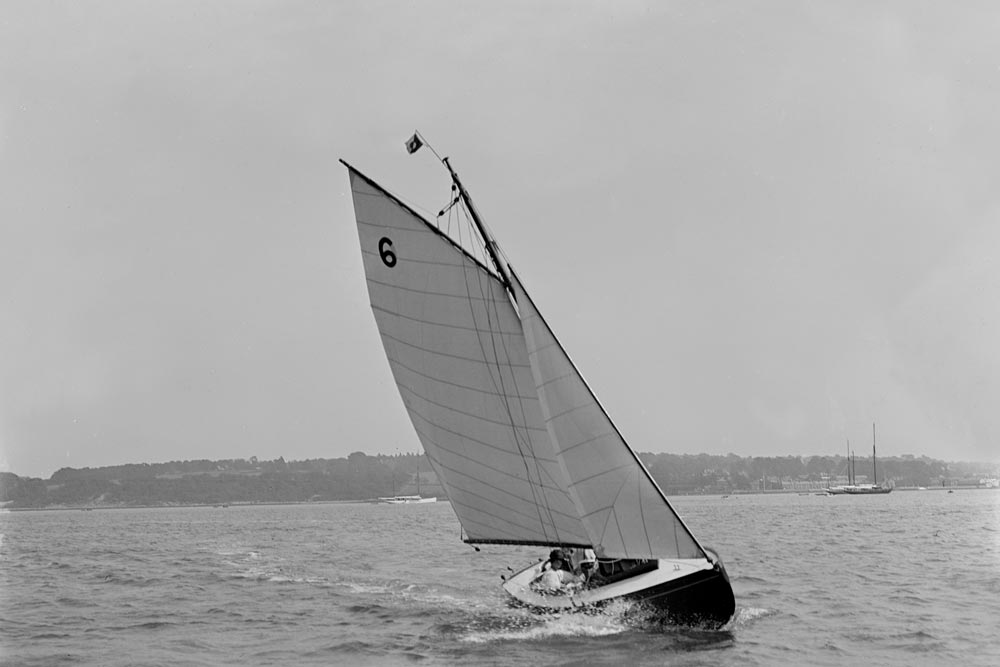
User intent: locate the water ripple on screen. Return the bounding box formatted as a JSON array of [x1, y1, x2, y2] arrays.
[[1, 492, 998, 666]]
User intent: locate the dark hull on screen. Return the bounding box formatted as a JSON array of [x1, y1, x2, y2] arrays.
[[625, 559, 736, 628], [503, 551, 736, 629], [828, 486, 893, 495]]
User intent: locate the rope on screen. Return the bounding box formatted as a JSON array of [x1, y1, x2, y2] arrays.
[[452, 198, 562, 544]]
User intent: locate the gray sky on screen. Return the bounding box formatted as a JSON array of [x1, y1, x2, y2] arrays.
[[2, 1, 998, 479]]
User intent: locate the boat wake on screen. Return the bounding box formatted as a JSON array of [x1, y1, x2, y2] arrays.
[[456, 597, 737, 643], [461, 613, 629, 643], [727, 605, 775, 628], [458, 601, 639, 644]]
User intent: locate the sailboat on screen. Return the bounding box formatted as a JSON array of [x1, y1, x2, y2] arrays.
[[379, 460, 438, 504], [341, 140, 735, 627], [827, 424, 892, 495], [378, 495, 437, 504], [825, 439, 856, 495]]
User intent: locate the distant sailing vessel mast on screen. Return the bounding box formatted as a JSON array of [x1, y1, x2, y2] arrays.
[[342, 134, 735, 626], [827, 423, 892, 495]]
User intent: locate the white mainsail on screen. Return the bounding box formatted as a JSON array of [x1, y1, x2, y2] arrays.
[[346, 165, 589, 546], [345, 161, 706, 561], [511, 272, 705, 560]]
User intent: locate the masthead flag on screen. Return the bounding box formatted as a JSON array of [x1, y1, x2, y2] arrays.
[[405, 133, 423, 154]]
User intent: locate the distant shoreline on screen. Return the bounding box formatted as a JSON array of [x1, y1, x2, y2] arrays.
[[0, 498, 407, 513], [5, 485, 995, 513], [3, 452, 994, 510]]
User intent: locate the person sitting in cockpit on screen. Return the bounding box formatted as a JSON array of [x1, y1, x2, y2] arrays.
[[531, 549, 583, 593]]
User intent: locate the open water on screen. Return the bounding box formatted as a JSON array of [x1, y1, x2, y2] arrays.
[[1, 490, 998, 666]]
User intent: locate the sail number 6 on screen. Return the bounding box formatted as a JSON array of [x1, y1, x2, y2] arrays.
[[378, 237, 397, 267]]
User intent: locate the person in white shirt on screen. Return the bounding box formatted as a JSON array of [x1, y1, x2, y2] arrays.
[[532, 549, 583, 592]]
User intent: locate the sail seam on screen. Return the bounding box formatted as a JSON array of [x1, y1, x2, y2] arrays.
[[362, 246, 485, 270], [536, 370, 577, 390], [570, 462, 637, 495], [533, 460, 579, 504], [378, 330, 532, 368], [421, 448, 585, 529], [366, 275, 508, 303], [547, 401, 598, 423], [357, 218, 434, 233], [448, 494, 583, 539], [419, 441, 569, 501], [558, 431, 616, 455], [458, 236, 559, 542], [396, 382, 550, 435], [409, 413, 564, 474], [416, 433, 550, 492], [371, 303, 524, 336], [443, 506, 534, 542], [454, 513, 588, 546], [386, 356, 539, 400], [528, 339, 561, 354]]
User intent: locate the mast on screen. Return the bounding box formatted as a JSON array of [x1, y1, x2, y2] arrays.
[[872, 422, 877, 486], [846, 438, 851, 485], [441, 157, 514, 292]]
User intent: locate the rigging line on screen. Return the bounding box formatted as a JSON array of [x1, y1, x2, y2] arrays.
[[422, 170, 563, 542], [447, 198, 454, 240], [411, 423, 581, 513], [387, 355, 540, 401], [372, 303, 525, 337], [673, 515, 681, 558], [463, 219, 566, 542], [636, 465, 653, 556], [457, 218, 554, 542], [601, 472, 632, 556], [463, 209, 564, 544], [406, 425, 562, 489], [461, 210, 549, 488], [415, 131, 445, 164], [509, 265, 709, 561], [464, 204, 484, 267], [596, 499, 615, 554], [417, 457, 540, 543], [500, 281, 574, 529], [379, 329, 529, 367], [612, 508, 628, 560], [396, 382, 548, 434], [466, 263, 552, 539], [492, 310, 565, 539], [414, 414, 587, 534], [455, 199, 464, 262]]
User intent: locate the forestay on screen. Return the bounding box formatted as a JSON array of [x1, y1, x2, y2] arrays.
[[511, 272, 705, 561], [345, 165, 590, 546]]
